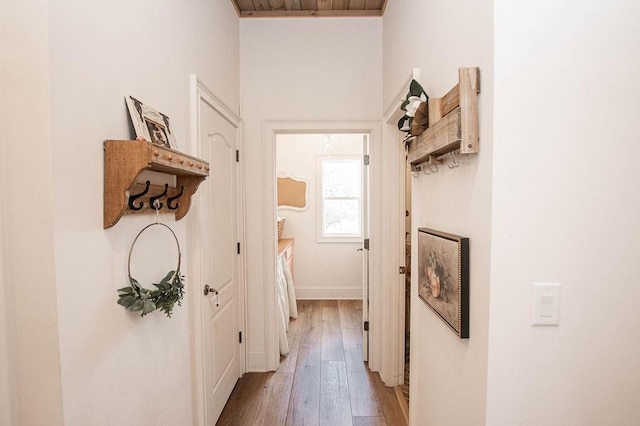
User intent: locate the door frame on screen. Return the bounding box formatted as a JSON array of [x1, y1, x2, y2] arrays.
[[187, 75, 246, 426], [380, 68, 421, 387], [262, 121, 382, 372]]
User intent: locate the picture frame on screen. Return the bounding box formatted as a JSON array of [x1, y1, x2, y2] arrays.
[[125, 96, 177, 149], [418, 228, 469, 338], [277, 172, 309, 212]]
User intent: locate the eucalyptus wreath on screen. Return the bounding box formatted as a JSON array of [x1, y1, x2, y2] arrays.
[[117, 222, 185, 317]]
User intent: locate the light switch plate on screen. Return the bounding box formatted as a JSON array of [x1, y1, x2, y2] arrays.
[[532, 282, 560, 325]]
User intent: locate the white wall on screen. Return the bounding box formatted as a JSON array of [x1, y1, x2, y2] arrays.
[[240, 18, 382, 370], [0, 156, 10, 425], [46, 0, 239, 424], [277, 133, 363, 299], [0, 225, 8, 425], [487, 1, 640, 424], [0, 241, 8, 426], [0, 0, 65, 424], [383, 0, 493, 424]]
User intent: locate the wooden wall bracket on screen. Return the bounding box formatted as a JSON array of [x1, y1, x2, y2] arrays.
[[103, 139, 210, 229], [407, 67, 480, 166]]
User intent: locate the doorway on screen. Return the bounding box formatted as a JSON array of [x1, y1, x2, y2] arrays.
[[401, 151, 412, 408], [262, 121, 383, 372], [375, 69, 422, 417], [274, 132, 368, 360]]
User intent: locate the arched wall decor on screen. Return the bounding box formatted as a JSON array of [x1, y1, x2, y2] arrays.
[[276, 172, 309, 211]]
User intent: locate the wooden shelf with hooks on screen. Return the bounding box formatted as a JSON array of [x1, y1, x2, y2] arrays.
[[103, 139, 209, 229], [407, 67, 480, 167]]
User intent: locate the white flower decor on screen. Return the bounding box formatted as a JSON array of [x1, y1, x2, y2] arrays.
[[399, 117, 412, 132], [398, 79, 429, 140], [405, 93, 428, 118]]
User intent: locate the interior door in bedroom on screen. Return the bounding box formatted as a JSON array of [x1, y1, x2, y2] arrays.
[[362, 134, 370, 362], [200, 96, 240, 425]]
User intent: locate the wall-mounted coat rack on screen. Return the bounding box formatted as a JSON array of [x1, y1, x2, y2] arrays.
[[103, 139, 209, 229], [408, 67, 480, 168]]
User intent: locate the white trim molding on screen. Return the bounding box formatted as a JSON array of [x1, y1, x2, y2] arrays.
[[378, 68, 421, 387], [295, 286, 363, 300], [384, 68, 421, 121], [262, 120, 383, 373], [246, 351, 267, 372], [188, 75, 244, 426]]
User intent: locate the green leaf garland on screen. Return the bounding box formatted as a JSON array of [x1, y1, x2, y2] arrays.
[[117, 270, 184, 317]]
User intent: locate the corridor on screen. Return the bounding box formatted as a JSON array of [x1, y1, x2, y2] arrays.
[[217, 300, 406, 425]]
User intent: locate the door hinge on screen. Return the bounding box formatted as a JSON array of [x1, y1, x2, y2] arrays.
[[239, 331, 242, 343], [399, 266, 406, 274], [236, 150, 240, 162], [237, 242, 240, 254], [364, 154, 370, 166], [363, 321, 369, 332], [364, 238, 370, 250]]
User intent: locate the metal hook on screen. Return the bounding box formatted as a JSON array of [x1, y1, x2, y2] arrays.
[[451, 151, 460, 167], [149, 184, 169, 210], [447, 152, 456, 169], [423, 163, 431, 175], [429, 163, 439, 173], [128, 181, 150, 211], [167, 185, 184, 210]]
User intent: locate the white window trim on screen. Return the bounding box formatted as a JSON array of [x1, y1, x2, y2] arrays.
[[316, 155, 362, 243]]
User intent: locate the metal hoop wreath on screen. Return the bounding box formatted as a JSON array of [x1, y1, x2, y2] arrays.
[[117, 222, 184, 317]]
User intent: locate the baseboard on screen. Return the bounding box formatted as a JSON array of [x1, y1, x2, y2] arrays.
[[247, 351, 266, 372], [295, 286, 362, 300]]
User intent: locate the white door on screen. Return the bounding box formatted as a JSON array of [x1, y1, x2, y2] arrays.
[[200, 98, 240, 425], [362, 134, 370, 362]]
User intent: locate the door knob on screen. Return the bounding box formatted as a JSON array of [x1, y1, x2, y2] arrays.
[[203, 285, 220, 307]]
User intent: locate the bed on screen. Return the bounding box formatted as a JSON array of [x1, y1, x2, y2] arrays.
[[277, 251, 298, 355]]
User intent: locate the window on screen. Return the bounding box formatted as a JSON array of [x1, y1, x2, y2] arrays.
[[318, 156, 362, 241]]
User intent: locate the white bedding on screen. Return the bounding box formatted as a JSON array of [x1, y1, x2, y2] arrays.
[[277, 254, 298, 355]]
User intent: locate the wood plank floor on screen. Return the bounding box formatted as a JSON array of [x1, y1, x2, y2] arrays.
[[217, 300, 406, 426]]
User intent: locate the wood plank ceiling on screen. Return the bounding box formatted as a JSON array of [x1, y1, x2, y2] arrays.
[[231, 0, 388, 17]]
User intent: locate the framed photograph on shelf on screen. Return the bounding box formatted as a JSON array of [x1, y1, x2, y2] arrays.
[[125, 96, 177, 149], [418, 228, 469, 338]]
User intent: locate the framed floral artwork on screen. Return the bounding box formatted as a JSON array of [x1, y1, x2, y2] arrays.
[[418, 228, 469, 338]]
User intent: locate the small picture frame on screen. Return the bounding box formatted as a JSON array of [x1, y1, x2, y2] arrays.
[[125, 96, 177, 149], [418, 228, 469, 338]]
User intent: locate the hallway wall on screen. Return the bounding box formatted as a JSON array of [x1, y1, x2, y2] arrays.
[[0, 239, 7, 426], [487, 1, 640, 424], [383, 0, 494, 424], [45, 0, 239, 424], [240, 18, 382, 371], [386, 0, 640, 425], [0, 0, 65, 423], [0, 224, 7, 425]]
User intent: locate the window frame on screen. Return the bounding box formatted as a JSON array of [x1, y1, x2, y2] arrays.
[[316, 155, 363, 243]]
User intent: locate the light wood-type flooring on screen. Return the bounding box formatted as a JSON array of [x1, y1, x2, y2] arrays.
[[217, 300, 406, 426]]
